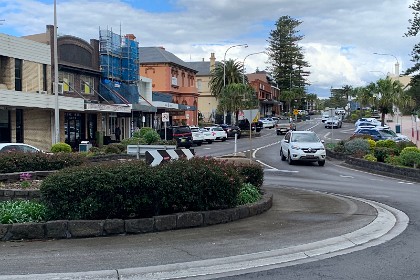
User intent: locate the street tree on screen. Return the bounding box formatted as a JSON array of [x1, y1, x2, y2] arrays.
[[216, 83, 258, 122], [405, 0, 420, 87], [209, 59, 244, 99], [266, 15, 310, 96]]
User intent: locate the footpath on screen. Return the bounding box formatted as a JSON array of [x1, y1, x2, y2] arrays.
[[0, 186, 408, 280]]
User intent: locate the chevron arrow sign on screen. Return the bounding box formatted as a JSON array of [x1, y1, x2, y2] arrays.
[[145, 149, 195, 166]]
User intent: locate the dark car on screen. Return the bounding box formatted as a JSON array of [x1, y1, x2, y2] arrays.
[[218, 124, 241, 138], [159, 126, 193, 148], [353, 128, 396, 141], [236, 119, 263, 132]]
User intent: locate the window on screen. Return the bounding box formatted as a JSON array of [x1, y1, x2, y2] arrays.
[[58, 71, 74, 92], [80, 75, 94, 94], [15, 59, 22, 91], [197, 79, 202, 92], [43, 64, 47, 91]]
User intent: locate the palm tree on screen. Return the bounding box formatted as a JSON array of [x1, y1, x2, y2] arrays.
[[371, 78, 404, 125], [305, 93, 318, 111], [281, 89, 303, 115], [209, 59, 244, 99], [217, 83, 258, 122], [355, 85, 374, 118]]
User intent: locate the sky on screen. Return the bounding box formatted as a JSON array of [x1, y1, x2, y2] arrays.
[[0, 0, 418, 98]]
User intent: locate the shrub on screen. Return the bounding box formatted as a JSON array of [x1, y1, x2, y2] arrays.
[[398, 147, 420, 168], [236, 162, 264, 189], [237, 183, 262, 205], [384, 155, 402, 166], [139, 127, 155, 138], [0, 152, 86, 173], [143, 129, 161, 144], [376, 139, 397, 149], [40, 157, 244, 220], [363, 154, 377, 162], [367, 139, 376, 150], [121, 137, 148, 146], [344, 138, 370, 157], [373, 147, 398, 162], [396, 141, 417, 153], [103, 144, 122, 154], [51, 142, 72, 153], [0, 200, 46, 224]]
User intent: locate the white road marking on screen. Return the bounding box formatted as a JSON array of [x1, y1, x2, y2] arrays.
[[340, 175, 354, 178]]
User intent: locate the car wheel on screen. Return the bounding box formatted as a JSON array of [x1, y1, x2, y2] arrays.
[[207, 140, 213, 144], [237, 134, 241, 139], [318, 160, 325, 166], [280, 149, 286, 161], [287, 152, 294, 165], [222, 137, 227, 142], [197, 142, 202, 146], [276, 131, 280, 135]]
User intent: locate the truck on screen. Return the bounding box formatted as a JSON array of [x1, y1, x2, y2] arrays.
[[275, 119, 296, 135]]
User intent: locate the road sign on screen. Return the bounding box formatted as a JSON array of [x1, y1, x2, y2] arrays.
[[243, 109, 259, 122], [293, 109, 299, 116], [252, 112, 260, 123], [145, 149, 195, 166], [162, 112, 169, 122]]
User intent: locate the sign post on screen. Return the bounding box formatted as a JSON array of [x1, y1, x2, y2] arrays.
[[162, 112, 169, 141], [243, 109, 259, 161]]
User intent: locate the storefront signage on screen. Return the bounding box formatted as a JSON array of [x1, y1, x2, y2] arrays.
[[85, 103, 131, 113]]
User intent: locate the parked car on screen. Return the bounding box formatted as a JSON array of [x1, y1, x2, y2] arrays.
[[189, 126, 204, 146], [218, 124, 241, 138], [275, 119, 296, 135], [352, 128, 397, 141], [280, 131, 326, 166], [355, 118, 381, 127], [236, 119, 263, 132], [204, 126, 228, 141], [199, 128, 216, 144], [159, 126, 193, 148], [324, 116, 342, 129], [355, 121, 390, 130], [0, 143, 41, 153], [259, 118, 275, 129]]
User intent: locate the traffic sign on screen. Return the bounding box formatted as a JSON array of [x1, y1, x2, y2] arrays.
[[162, 112, 169, 122], [293, 109, 299, 116], [252, 112, 260, 123]]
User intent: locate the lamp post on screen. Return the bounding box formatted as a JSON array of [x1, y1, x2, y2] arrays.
[[242, 51, 266, 84], [222, 44, 248, 123], [53, 0, 60, 144], [223, 44, 248, 87], [373, 52, 399, 76]]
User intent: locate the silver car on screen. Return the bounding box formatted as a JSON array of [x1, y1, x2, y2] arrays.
[[280, 131, 326, 166]]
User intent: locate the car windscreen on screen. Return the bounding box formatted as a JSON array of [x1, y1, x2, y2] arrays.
[[291, 133, 320, 142], [173, 127, 191, 134]]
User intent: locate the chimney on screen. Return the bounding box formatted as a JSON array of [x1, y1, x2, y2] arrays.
[[395, 62, 400, 76], [210, 53, 216, 71]]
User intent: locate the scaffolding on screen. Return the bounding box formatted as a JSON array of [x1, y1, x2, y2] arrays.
[[99, 27, 140, 104]]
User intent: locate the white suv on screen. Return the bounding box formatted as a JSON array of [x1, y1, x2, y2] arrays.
[[280, 131, 326, 166]]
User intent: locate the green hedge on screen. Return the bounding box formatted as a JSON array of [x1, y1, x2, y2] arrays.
[[40, 157, 259, 220], [0, 152, 86, 173]]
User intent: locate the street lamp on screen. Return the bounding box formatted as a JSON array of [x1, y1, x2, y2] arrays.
[[223, 44, 248, 87], [242, 51, 266, 84], [373, 52, 399, 76], [53, 0, 60, 144]]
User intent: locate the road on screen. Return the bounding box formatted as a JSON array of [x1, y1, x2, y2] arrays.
[[1, 117, 419, 279]]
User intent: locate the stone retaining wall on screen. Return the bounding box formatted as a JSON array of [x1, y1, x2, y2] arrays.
[[0, 193, 272, 241]]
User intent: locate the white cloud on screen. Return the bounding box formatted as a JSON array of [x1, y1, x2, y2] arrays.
[[1, 0, 417, 97]]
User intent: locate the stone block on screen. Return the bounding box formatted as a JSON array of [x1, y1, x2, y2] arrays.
[[103, 219, 125, 235], [68, 220, 103, 238], [46, 220, 69, 239], [176, 212, 203, 228], [125, 218, 154, 234], [9, 223, 45, 240], [0, 224, 11, 240], [203, 210, 231, 225], [237, 205, 250, 219], [154, 215, 176, 231]]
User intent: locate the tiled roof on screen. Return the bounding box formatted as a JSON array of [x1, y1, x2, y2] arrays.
[[139, 47, 197, 72]]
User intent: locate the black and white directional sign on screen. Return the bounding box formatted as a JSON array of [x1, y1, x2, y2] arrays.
[[145, 149, 195, 166]]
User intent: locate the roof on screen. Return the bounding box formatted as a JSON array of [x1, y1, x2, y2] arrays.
[[139, 47, 197, 72], [187, 61, 211, 75]]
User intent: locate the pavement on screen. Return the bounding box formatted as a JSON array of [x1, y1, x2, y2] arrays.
[[0, 187, 409, 280]]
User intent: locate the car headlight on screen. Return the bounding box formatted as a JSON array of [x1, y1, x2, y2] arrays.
[[291, 145, 301, 150]]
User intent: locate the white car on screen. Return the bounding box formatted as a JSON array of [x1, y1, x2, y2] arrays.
[[0, 143, 41, 153], [324, 116, 342, 129], [199, 128, 216, 144], [280, 131, 326, 166], [259, 118, 275, 129], [204, 126, 228, 141], [189, 126, 204, 146], [321, 113, 330, 123], [355, 118, 381, 127]]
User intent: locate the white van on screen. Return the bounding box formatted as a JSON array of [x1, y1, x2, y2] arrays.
[[321, 112, 330, 123]]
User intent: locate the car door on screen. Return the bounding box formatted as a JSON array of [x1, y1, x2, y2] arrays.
[[281, 132, 291, 152]]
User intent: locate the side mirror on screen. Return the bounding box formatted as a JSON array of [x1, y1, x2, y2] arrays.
[[321, 140, 325, 143], [284, 139, 289, 143]]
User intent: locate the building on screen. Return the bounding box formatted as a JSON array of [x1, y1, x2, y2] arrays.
[[246, 71, 281, 117], [139, 47, 198, 127], [0, 32, 85, 151], [187, 53, 218, 123]]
